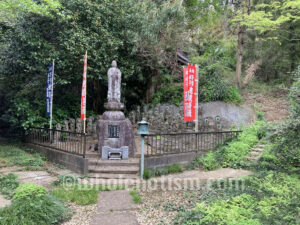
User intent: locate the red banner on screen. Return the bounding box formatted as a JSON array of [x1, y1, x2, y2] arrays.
[[81, 52, 87, 120], [183, 64, 197, 121]]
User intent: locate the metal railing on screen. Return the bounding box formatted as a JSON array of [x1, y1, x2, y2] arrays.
[[144, 130, 241, 156], [25, 128, 88, 158]]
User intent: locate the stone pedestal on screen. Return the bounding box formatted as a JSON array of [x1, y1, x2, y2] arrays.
[[96, 61, 135, 159], [97, 110, 135, 158]]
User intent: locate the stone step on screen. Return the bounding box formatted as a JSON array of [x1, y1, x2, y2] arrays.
[[251, 148, 264, 152], [245, 156, 259, 161], [256, 144, 265, 148], [86, 152, 99, 157], [89, 166, 139, 175], [249, 151, 261, 155], [87, 173, 140, 180], [88, 158, 140, 167]]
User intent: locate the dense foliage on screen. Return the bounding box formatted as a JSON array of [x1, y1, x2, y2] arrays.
[[0, 183, 69, 225], [257, 68, 300, 173], [0, 0, 299, 132], [0, 0, 186, 131]]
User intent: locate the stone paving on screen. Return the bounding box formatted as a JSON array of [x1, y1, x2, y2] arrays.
[[90, 190, 139, 225], [0, 166, 78, 189]]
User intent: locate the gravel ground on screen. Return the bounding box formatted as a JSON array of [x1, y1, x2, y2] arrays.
[[134, 168, 252, 225], [135, 190, 195, 225], [62, 203, 97, 225]]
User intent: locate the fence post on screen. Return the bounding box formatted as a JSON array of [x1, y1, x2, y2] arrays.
[[195, 133, 198, 152], [83, 133, 87, 158]]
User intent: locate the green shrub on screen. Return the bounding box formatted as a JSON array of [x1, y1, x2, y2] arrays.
[[224, 86, 243, 104], [0, 194, 69, 225], [256, 111, 265, 121], [0, 173, 19, 199], [151, 81, 183, 106], [143, 169, 152, 180], [289, 66, 300, 119], [13, 183, 47, 200], [200, 152, 220, 171], [153, 168, 169, 176]]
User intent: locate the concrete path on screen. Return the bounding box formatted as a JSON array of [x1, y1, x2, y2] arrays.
[[90, 190, 139, 225]]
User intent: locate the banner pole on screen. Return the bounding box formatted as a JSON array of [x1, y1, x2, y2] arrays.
[[50, 59, 54, 141], [81, 51, 87, 134], [195, 64, 199, 132], [83, 119, 86, 134]]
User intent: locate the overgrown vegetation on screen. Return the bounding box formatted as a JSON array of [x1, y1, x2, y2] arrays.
[[175, 172, 300, 225], [198, 121, 267, 171], [0, 173, 19, 199], [173, 67, 300, 225], [0, 183, 69, 225], [0, 144, 46, 170]]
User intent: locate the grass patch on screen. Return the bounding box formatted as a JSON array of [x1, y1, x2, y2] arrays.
[[50, 186, 98, 205], [0, 144, 45, 170], [129, 190, 142, 204], [50, 185, 125, 205]]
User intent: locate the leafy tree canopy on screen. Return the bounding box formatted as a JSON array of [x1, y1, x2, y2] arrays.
[[0, 0, 62, 24]]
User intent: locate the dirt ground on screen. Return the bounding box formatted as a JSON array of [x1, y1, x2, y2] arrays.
[[242, 90, 290, 122]]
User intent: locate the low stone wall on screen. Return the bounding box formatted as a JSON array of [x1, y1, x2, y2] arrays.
[[56, 101, 255, 139], [128, 101, 256, 133], [26, 143, 89, 174], [144, 151, 205, 170]]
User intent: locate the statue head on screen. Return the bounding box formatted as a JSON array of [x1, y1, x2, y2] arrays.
[[111, 60, 117, 68]]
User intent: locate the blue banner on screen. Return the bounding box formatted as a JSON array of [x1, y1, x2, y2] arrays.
[[46, 63, 54, 116]]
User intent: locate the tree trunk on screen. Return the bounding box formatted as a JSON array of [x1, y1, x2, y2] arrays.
[[236, 24, 243, 89]]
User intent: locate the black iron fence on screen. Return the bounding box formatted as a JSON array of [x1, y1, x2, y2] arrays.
[[25, 128, 88, 158], [144, 131, 241, 156]]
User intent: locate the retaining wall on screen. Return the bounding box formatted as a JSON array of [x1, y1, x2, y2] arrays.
[[26, 143, 89, 174], [144, 151, 206, 170]]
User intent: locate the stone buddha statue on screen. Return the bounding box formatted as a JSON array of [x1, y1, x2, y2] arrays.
[[107, 60, 121, 103]]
